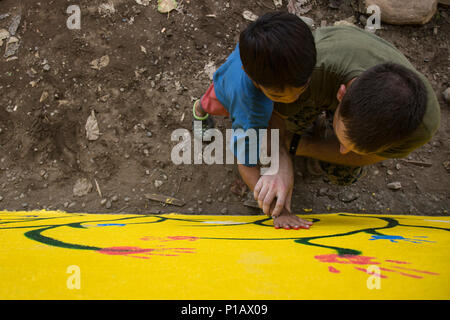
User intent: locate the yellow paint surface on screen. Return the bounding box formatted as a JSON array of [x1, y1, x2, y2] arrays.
[[0, 211, 449, 299]]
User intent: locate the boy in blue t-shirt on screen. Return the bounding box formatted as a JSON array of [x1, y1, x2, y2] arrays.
[[192, 12, 316, 229]]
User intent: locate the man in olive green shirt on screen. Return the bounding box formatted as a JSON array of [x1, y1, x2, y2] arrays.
[[248, 26, 441, 229]]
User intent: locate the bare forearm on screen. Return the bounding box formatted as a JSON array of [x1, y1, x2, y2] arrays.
[[238, 164, 260, 192], [268, 111, 293, 174], [277, 146, 294, 177], [238, 111, 297, 217], [297, 136, 385, 166]]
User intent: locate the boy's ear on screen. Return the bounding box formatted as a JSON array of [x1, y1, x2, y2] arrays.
[[337, 84, 346, 102]]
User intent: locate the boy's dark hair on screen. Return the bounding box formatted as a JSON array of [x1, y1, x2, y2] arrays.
[[239, 11, 316, 91], [339, 63, 427, 154]]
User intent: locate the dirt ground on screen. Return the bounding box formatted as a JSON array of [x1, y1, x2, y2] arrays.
[[0, 0, 449, 217]]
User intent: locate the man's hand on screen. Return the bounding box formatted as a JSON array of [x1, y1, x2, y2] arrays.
[[253, 166, 294, 218]]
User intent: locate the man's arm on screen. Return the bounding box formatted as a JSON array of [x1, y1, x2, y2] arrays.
[[237, 111, 290, 193], [252, 111, 295, 217], [297, 135, 386, 166], [237, 112, 314, 229]]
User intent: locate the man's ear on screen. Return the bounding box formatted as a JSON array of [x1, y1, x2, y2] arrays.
[[337, 84, 346, 102]]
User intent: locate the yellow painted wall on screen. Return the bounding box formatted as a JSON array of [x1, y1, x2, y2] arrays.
[[0, 211, 448, 299]]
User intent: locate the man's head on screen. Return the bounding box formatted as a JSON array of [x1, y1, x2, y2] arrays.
[[333, 63, 427, 155], [239, 11, 316, 103]]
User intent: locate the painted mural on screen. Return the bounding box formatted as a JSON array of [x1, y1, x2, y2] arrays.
[[0, 211, 448, 299]]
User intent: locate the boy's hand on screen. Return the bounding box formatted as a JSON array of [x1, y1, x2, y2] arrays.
[[273, 208, 313, 230], [253, 170, 293, 218]]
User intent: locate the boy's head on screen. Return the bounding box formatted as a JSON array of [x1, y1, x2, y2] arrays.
[[334, 63, 427, 155], [239, 11, 316, 103]]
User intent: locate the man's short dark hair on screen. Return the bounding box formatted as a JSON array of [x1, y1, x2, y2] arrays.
[[339, 63, 427, 154], [239, 11, 316, 91]]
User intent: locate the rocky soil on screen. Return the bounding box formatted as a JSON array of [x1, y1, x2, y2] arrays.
[[0, 0, 448, 216]]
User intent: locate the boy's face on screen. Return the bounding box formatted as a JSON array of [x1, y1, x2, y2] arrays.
[[243, 66, 309, 103], [259, 84, 308, 104]]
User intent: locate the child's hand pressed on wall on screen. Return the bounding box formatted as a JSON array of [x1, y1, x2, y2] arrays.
[[273, 207, 313, 230]]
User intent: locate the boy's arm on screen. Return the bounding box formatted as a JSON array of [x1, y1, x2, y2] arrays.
[[238, 164, 261, 193]]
